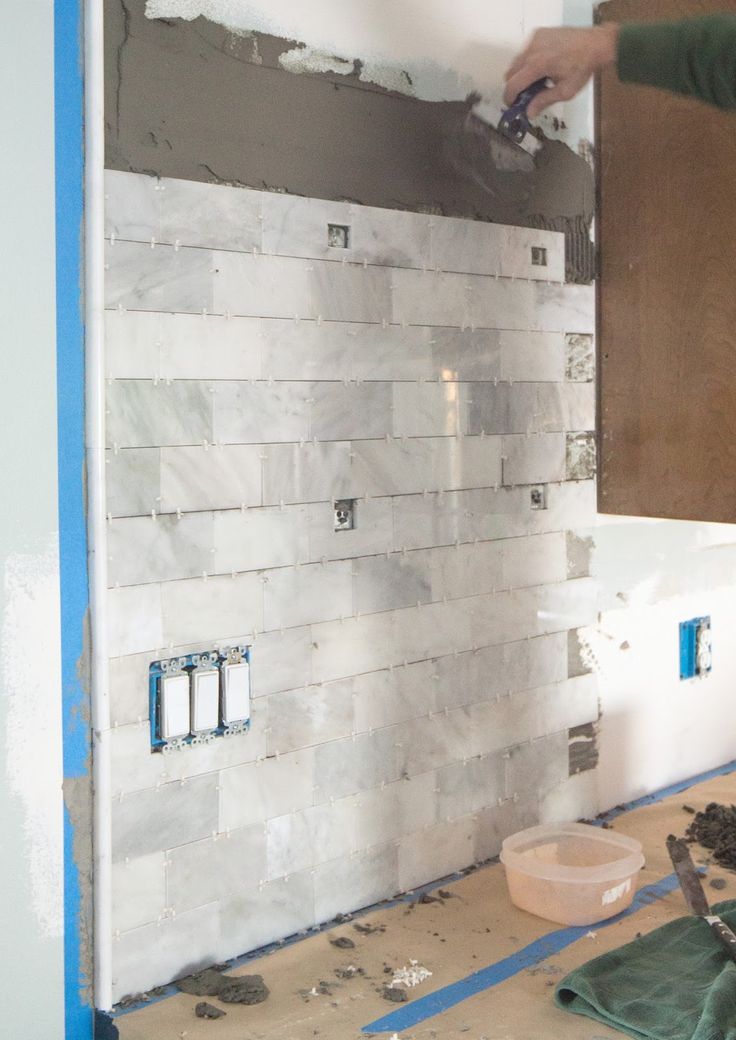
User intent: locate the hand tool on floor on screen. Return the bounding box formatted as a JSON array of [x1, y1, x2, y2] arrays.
[[445, 79, 548, 184], [666, 834, 736, 964]]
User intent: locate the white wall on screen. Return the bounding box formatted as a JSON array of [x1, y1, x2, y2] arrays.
[[0, 1, 65, 1037]]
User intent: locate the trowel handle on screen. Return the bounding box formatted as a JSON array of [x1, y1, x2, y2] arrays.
[[499, 78, 549, 141], [705, 915, 736, 965]]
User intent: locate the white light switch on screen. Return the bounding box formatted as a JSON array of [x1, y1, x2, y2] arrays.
[[160, 673, 191, 740], [222, 661, 250, 726], [191, 670, 220, 733]]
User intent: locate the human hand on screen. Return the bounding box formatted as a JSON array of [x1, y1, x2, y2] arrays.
[[504, 25, 620, 118]]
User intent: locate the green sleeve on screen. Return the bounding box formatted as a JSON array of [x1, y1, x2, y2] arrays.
[[617, 14, 736, 109]]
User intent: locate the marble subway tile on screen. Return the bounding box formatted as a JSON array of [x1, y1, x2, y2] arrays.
[[266, 800, 356, 880], [213, 251, 313, 319], [105, 241, 214, 313], [429, 540, 504, 601], [107, 512, 214, 586], [112, 852, 167, 935], [217, 872, 315, 963], [353, 772, 438, 849], [310, 382, 393, 442], [528, 478, 597, 536], [353, 552, 432, 614], [262, 441, 354, 506], [536, 282, 595, 335], [391, 267, 470, 328], [105, 310, 161, 380], [309, 261, 392, 324], [107, 583, 163, 657], [511, 383, 596, 434], [160, 444, 263, 514], [474, 795, 540, 863], [166, 825, 266, 914], [109, 653, 151, 727], [213, 381, 310, 445], [160, 571, 263, 647], [505, 730, 569, 800], [105, 170, 160, 242], [249, 626, 315, 698], [263, 560, 353, 630], [352, 661, 438, 734], [112, 903, 220, 1003], [465, 383, 511, 435], [106, 448, 161, 518], [398, 818, 475, 892], [159, 313, 262, 381], [106, 380, 214, 449], [158, 176, 262, 251], [437, 752, 505, 821], [501, 531, 568, 589], [502, 433, 566, 486], [314, 843, 399, 923], [261, 320, 357, 382], [499, 330, 566, 383], [112, 773, 219, 862], [429, 217, 505, 277], [213, 506, 310, 574], [310, 610, 396, 684], [393, 382, 465, 438], [218, 749, 316, 832], [313, 727, 401, 802], [500, 226, 565, 283], [266, 679, 355, 756], [392, 487, 530, 552]]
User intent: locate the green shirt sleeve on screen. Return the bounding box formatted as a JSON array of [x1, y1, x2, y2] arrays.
[[617, 14, 736, 109]]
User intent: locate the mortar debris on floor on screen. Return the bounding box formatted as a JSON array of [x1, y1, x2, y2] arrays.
[[686, 802, 736, 869]]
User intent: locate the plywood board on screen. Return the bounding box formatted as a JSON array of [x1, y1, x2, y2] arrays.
[[598, 0, 736, 521]]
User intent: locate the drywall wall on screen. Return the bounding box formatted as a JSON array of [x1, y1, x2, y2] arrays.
[[105, 0, 595, 281], [103, 171, 598, 1000], [0, 1, 66, 1036]]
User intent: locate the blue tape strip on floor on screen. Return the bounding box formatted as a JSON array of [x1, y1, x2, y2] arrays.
[[362, 873, 683, 1035]]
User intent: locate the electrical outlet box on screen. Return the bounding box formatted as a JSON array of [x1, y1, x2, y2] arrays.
[[680, 617, 712, 680], [150, 645, 252, 751]]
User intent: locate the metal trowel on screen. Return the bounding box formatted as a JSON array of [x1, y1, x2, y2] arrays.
[[446, 79, 548, 189], [666, 834, 736, 965]]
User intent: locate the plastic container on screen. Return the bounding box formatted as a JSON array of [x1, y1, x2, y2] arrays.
[[500, 822, 644, 926]]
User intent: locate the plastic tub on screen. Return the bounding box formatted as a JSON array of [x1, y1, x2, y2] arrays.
[[500, 822, 644, 926]]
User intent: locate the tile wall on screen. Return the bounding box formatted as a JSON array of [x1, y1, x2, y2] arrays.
[[104, 171, 598, 1000]]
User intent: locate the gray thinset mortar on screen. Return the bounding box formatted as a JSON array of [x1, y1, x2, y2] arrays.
[[105, 0, 595, 282]]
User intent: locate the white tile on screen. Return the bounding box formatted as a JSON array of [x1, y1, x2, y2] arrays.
[[502, 433, 566, 485], [310, 382, 393, 441], [249, 626, 315, 698], [112, 903, 220, 1003], [106, 448, 161, 518], [262, 441, 354, 506], [429, 541, 504, 601], [213, 506, 310, 574], [106, 380, 214, 449], [107, 513, 214, 586], [160, 572, 263, 647], [263, 560, 353, 630], [314, 728, 401, 802], [311, 611, 396, 684], [160, 443, 263, 514], [266, 680, 355, 755], [505, 730, 569, 799], [314, 843, 399, 922], [393, 383, 465, 438], [474, 796, 540, 863], [353, 773, 438, 849], [352, 662, 438, 734], [398, 818, 475, 892], [213, 251, 313, 319], [499, 331, 566, 383], [111, 774, 219, 862], [105, 170, 160, 242], [309, 262, 392, 324], [353, 552, 432, 615], [266, 800, 356, 880], [429, 217, 505, 277], [391, 267, 470, 328], [540, 770, 598, 825], [529, 479, 596, 535], [501, 531, 568, 589], [166, 824, 266, 913], [107, 583, 163, 657], [213, 380, 311, 445], [218, 749, 316, 832], [111, 852, 167, 934], [109, 653, 151, 727], [105, 241, 214, 313], [217, 872, 315, 962], [160, 313, 262, 381], [105, 310, 161, 380], [158, 176, 262, 251]]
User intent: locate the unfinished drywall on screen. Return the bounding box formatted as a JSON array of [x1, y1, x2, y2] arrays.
[[0, 2, 66, 1036], [105, 0, 595, 281], [103, 171, 598, 1000]]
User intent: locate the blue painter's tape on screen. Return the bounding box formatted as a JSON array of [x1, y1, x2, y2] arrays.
[[54, 1, 93, 1037], [362, 873, 683, 1034]]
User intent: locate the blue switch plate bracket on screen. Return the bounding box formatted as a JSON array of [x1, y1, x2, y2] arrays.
[[680, 617, 711, 680]]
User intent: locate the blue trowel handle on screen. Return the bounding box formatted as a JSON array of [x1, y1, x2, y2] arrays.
[[499, 77, 549, 142]]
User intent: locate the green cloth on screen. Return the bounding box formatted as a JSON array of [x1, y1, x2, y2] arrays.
[[618, 15, 736, 109], [555, 900, 736, 1040]]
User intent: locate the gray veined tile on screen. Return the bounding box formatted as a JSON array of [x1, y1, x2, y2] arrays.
[[266, 680, 355, 756], [429, 216, 505, 277], [107, 583, 163, 657], [260, 319, 356, 382], [392, 383, 465, 438], [398, 818, 475, 892], [105, 448, 161, 518], [353, 553, 432, 614], [165, 825, 267, 914], [217, 872, 315, 964], [112, 774, 219, 863], [105, 241, 215, 313], [428, 327, 503, 382], [309, 261, 392, 324], [106, 380, 214, 449], [159, 313, 262, 381], [160, 444, 263, 513], [218, 750, 316, 832], [465, 382, 511, 435], [391, 267, 470, 328], [111, 852, 167, 934], [502, 433, 566, 486], [249, 625, 315, 698], [105, 310, 162, 380], [213, 381, 310, 445], [213, 506, 310, 574], [266, 800, 357, 879], [263, 560, 353, 630], [213, 251, 313, 319], [499, 330, 566, 383], [158, 176, 262, 252], [313, 728, 400, 803], [105, 170, 161, 242], [314, 843, 399, 923], [309, 382, 393, 442], [160, 571, 263, 647], [262, 441, 354, 506], [107, 512, 214, 587]]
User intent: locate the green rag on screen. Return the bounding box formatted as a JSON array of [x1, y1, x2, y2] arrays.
[[555, 900, 736, 1040]]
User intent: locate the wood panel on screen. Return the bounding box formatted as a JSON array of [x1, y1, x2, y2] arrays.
[[598, 0, 736, 521]]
